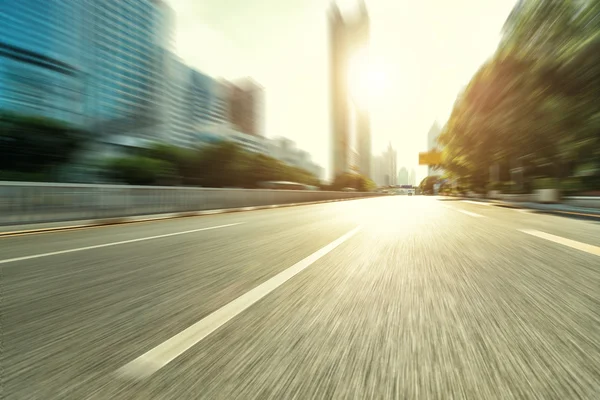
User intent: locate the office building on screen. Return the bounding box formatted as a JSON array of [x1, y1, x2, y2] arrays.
[[195, 124, 267, 154], [371, 155, 385, 186], [86, 0, 175, 146], [268, 137, 324, 180], [0, 0, 87, 126], [226, 78, 264, 137], [329, 1, 371, 179], [398, 167, 409, 185], [167, 55, 229, 147], [372, 143, 397, 186], [385, 143, 397, 186], [409, 168, 417, 186]]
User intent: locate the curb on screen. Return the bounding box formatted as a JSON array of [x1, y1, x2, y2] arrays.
[[485, 200, 600, 220], [442, 196, 600, 220], [0, 196, 375, 237]]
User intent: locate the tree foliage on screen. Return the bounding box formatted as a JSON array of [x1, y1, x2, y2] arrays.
[[104, 141, 321, 188], [418, 175, 443, 195], [0, 112, 83, 180], [328, 173, 376, 192], [439, 0, 600, 193]]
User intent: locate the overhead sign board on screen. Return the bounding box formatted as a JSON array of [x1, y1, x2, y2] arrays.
[[419, 151, 442, 165]]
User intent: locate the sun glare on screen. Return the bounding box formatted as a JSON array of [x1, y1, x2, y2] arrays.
[[347, 47, 387, 110]]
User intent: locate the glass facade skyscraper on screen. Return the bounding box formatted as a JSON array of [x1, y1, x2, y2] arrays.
[[2, 0, 234, 153], [86, 0, 174, 142], [167, 54, 229, 147], [0, 0, 87, 125]]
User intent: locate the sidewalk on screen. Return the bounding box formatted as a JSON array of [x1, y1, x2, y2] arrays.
[[481, 199, 600, 219]]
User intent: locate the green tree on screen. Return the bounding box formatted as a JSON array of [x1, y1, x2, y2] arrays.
[[439, 0, 600, 193], [330, 172, 376, 192], [418, 176, 442, 195], [104, 156, 175, 185], [0, 112, 84, 180], [101, 139, 322, 188]]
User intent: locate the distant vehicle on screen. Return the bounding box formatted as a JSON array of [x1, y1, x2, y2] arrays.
[[398, 185, 415, 196], [341, 187, 357, 192]]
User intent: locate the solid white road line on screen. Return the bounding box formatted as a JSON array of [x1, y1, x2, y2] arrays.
[[462, 200, 491, 206], [515, 209, 532, 214], [0, 223, 242, 266], [116, 226, 361, 380], [519, 229, 600, 257], [458, 209, 486, 218]]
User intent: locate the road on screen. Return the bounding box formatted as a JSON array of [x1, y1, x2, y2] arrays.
[[2, 196, 599, 399]]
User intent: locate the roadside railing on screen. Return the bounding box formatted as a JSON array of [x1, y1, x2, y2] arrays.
[[0, 182, 383, 226]]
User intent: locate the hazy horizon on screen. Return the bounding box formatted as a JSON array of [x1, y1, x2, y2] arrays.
[[167, 0, 518, 182]]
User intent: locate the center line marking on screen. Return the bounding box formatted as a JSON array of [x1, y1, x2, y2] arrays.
[[519, 229, 600, 257], [458, 209, 486, 218], [116, 226, 361, 380], [0, 223, 243, 266]]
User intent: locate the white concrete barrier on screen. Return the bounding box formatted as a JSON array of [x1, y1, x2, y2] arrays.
[[534, 189, 560, 204], [487, 190, 501, 200], [498, 193, 533, 202], [0, 182, 383, 226], [563, 196, 600, 210]]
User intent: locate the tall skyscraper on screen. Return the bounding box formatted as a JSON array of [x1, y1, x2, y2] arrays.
[[0, 0, 88, 126], [409, 168, 417, 186], [398, 167, 409, 185], [167, 55, 229, 147], [86, 0, 175, 143], [383, 143, 397, 186], [329, 1, 371, 179], [226, 78, 264, 137]]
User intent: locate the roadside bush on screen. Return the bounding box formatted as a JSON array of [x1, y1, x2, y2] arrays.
[[532, 177, 558, 191], [104, 156, 176, 185]]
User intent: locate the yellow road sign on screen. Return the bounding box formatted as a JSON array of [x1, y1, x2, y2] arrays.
[[419, 151, 442, 165]]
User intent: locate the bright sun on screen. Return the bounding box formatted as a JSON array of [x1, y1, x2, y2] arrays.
[[347, 47, 387, 110]]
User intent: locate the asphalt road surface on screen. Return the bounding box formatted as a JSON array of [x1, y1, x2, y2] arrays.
[[2, 196, 599, 399]]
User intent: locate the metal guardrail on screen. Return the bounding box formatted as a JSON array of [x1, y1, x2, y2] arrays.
[[0, 182, 382, 226]]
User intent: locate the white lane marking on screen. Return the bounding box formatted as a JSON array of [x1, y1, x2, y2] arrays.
[[458, 209, 486, 218], [519, 229, 600, 257], [201, 209, 227, 214], [0, 223, 242, 266], [462, 200, 491, 206], [116, 226, 361, 380], [515, 209, 532, 214]]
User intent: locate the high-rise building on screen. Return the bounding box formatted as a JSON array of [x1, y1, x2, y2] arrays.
[[0, 0, 88, 126], [398, 167, 409, 185], [409, 168, 417, 186], [329, 1, 371, 179], [226, 78, 264, 137], [267, 137, 323, 180], [86, 0, 175, 145], [386, 143, 397, 186], [167, 55, 229, 147], [371, 155, 384, 186], [371, 143, 397, 186]]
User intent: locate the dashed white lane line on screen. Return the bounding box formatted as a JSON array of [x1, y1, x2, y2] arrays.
[[457, 209, 486, 218], [519, 229, 600, 257], [0, 223, 242, 266], [462, 200, 491, 206], [116, 226, 361, 380]]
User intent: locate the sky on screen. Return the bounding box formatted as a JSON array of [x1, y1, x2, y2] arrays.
[[167, 0, 518, 183]]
